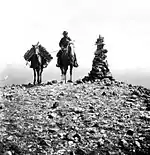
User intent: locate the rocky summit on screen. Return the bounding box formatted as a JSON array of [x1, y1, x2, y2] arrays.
[[0, 35, 150, 155], [0, 79, 150, 155]]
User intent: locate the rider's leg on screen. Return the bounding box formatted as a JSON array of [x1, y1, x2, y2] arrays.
[[73, 53, 78, 67], [56, 50, 62, 67]]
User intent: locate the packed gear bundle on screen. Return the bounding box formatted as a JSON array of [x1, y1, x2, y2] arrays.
[[24, 43, 53, 68]]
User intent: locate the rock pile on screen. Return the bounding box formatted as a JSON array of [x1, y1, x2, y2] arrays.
[[83, 35, 113, 82]]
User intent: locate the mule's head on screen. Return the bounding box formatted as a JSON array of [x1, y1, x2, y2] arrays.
[[32, 44, 40, 55]]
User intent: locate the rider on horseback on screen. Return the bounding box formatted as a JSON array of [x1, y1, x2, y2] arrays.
[[56, 31, 78, 67]]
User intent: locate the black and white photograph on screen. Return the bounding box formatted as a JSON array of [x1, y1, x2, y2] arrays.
[[0, 0, 150, 154]]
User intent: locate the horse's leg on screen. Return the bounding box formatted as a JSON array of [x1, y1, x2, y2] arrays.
[[60, 68, 67, 84], [64, 73, 67, 83], [64, 68, 68, 83], [61, 74, 64, 82], [60, 68, 64, 83], [33, 69, 36, 85], [69, 65, 73, 82], [67, 66, 73, 83], [39, 68, 43, 83]]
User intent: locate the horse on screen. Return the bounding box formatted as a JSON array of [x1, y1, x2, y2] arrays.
[[59, 43, 75, 83], [28, 45, 46, 85]]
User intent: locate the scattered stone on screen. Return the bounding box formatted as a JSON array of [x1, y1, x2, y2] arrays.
[[75, 148, 86, 155], [146, 103, 150, 111], [118, 139, 129, 148], [129, 84, 132, 87], [101, 91, 106, 96], [69, 151, 75, 155], [97, 138, 104, 146], [82, 76, 90, 83], [75, 79, 83, 84], [73, 133, 82, 143], [0, 104, 4, 109], [46, 81, 53, 85], [140, 114, 150, 122], [51, 102, 59, 109], [73, 107, 84, 114], [126, 98, 136, 102], [126, 129, 134, 136], [51, 80, 57, 84], [88, 150, 97, 155], [59, 92, 65, 96], [3, 151, 12, 155], [131, 90, 141, 97], [0, 142, 4, 154], [92, 123, 99, 128], [135, 140, 141, 148], [48, 127, 59, 133], [7, 136, 13, 141], [37, 137, 50, 147], [47, 113, 54, 119]]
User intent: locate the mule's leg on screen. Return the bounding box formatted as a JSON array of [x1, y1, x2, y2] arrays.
[[61, 74, 65, 84], [37, 69, 40, 84], [33, 69, 36, 85], [61, 72, 66, 83]]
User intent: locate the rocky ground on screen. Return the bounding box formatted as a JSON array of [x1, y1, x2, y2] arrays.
[[0, 79, 150, 155]]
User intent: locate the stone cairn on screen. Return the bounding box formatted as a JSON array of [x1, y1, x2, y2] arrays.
[[82, 35, 113, 82]]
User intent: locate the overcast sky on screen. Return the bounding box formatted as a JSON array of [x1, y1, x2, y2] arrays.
[[0, 0, 150, 73]]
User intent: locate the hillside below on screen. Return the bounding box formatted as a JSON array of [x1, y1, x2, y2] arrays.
[[0, 79, 150, 155]]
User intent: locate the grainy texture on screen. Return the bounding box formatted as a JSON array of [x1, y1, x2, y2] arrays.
[[0, 79, 150, 155]]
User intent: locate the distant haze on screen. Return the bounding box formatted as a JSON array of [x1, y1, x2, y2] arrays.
[[0, 63, 150, 89], [0, 64, 90, 86]]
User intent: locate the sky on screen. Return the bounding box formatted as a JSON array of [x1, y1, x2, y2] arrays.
[[0, 0, 150, 80]]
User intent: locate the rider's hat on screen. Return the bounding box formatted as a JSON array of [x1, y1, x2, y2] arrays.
[[63, 31, 68, 35]]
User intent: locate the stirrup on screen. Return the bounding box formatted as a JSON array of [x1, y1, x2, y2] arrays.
[[56, 64, 60, 67], [74, 62, 79, 67]]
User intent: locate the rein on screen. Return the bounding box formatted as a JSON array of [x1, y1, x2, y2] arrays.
[[50, 50, 58, 53]]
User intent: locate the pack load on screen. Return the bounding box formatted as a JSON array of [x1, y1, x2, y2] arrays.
[[24, 47, 35, 61], [38, 45, 53, 63], [24, 43, 53, 68]]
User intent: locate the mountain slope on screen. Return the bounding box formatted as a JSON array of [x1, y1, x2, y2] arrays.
[[0, 79, 150, 155]]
